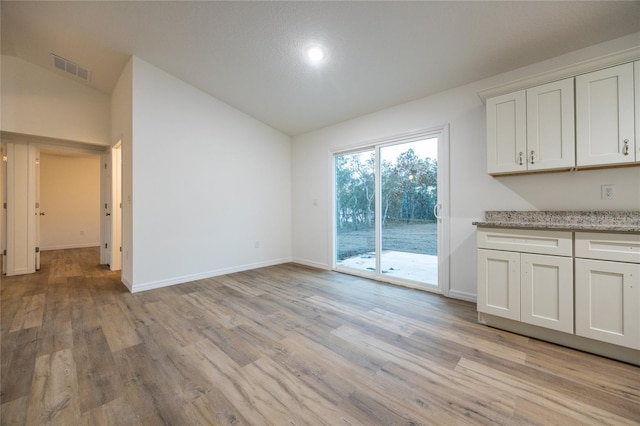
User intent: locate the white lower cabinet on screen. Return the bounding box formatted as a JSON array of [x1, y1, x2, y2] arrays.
[[477, 228, 574, 333], [521, 254, 574, 333], [575, 259, 640, 350], [574, 232, 640, 350], [477, 249, 520, 321], [477, 249, 573, 332], [478, 227, 640, 363]]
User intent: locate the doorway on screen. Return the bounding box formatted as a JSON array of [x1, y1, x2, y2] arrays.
[[1, 138, 120, 277], [333, 127, 449, 293]]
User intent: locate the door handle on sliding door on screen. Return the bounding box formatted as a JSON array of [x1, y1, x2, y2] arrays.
[[433, 203, 442, 220]]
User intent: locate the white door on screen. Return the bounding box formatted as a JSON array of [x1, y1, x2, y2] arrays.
[[520, 253, 573, 333], [576, 63, 635, 166], [35, 150, 41, 270], [477, 249, 520, 321], [110, 144, 122, 271], [575, 258, 640, 349], [100, 151, 112, 266], [1, 144, 6, 273], [5, 143, 37, 276]]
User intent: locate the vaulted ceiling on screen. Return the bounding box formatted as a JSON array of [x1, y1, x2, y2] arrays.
[[2, 1, 639, 136]]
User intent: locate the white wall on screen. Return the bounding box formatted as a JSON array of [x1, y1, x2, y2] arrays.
[[40, 153, 101, 250], [1, 55, 111, 145], [291, 33, 640, 301], [129, 57, 291, 292]]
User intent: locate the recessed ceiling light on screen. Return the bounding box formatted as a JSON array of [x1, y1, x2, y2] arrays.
[[306, 46, 325, 63]]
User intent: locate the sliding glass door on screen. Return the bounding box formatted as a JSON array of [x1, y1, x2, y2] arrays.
[[380, 138, 439, 286], [334, 129, 447, 292], [335, 149, 376, 274]]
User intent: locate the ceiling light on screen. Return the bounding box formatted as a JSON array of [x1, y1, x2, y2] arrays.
[[306, 46, 325, 63]]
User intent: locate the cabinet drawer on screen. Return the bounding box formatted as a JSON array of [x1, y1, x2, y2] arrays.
[[575, 232, 640, 263], [477, 228, 572, 256]]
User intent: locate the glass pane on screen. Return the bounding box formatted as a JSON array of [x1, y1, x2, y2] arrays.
[[380, 138, 438, 285], [335, 150, 376, 273]]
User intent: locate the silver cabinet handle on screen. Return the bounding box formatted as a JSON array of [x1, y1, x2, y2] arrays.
[[518, 152, 523, 166], [622, 139, 629, 156], [530, 150, 535, 165]]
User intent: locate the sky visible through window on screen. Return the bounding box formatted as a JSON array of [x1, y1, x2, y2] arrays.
[[382, 138, 438, 164]]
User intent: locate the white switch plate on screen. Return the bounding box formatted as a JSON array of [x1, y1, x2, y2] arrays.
[[601, 184, 615, 199]]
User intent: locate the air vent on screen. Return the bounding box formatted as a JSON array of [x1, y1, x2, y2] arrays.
[[51, 53, 91, 82]]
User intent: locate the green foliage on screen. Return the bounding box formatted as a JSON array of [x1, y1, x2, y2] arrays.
[[335, 148, 438, 232]]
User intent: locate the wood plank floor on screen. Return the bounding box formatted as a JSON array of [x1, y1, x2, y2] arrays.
[[1, 247, 639, 425]]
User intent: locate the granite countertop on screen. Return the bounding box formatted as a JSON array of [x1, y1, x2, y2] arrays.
[[472, 210, 640, 233]]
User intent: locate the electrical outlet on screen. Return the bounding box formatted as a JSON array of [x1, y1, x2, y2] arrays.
[[80, 230, 85, 236], [255, 240, 260, 248], [601, 184, 615, 200]]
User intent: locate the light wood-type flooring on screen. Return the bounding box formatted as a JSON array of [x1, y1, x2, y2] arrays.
[[1, 247, 639, 425]]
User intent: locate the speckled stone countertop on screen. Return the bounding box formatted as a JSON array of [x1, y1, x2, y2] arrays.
[[472, 211, 640, 233]]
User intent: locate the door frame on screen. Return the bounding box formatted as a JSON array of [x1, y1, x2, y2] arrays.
[[330, 124, 450, 295], [100, 139, 123, 271], [1, 135, 110, 275]]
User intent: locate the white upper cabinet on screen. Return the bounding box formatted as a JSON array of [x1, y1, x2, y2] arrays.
[[576, 62, 635, 166], [526, 78, 575, 171], [486, 78, 575, 175], [636, 61, 640, 162], [487, 91, 526, 174]]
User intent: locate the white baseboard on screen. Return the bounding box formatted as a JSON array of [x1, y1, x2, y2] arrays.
[[290, 258, 330, 270], [446, 289, 477, 303], [130, 257, 293, 293], [121, 275, 133, 292], [41, 243, 100, 251]]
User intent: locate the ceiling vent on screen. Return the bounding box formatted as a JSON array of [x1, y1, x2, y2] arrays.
[[51, 54, 91, 82]]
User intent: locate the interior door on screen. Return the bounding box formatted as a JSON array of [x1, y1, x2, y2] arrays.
[[101, 150, 112, 266], [1, 144, 6, 274], [110, 143, 122, 271], [35, 150, 41, 270], [5, 143, 37, 276]]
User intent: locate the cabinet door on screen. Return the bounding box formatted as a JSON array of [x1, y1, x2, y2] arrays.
[[477, 249, 520, 320], [576, 63, 635, 166], [487, 91, 526, 174], [635, 61, 640, 162], [575, 259, 640, 350], [521, 254, 573, 333], [526, 78, 575, 171]]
